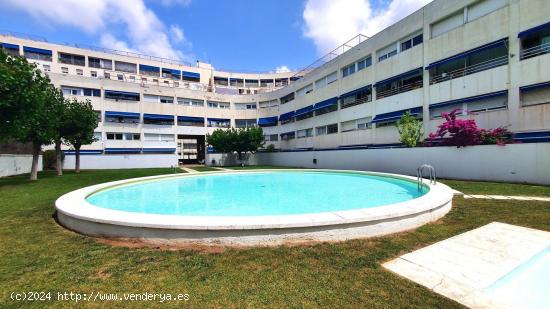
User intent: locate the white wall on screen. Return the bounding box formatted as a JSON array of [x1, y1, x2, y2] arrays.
[[62, 154, 178, 170], [0, 154, 43, 177], [246, 143, 550, 185]]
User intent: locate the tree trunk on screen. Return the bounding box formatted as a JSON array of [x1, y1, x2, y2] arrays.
[[30, 141, 41, 181], [55, 140, 63, 176], [75, 146, 81, 173]]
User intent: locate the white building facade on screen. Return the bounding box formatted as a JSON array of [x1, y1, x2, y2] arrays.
[[1, 0, 549, 166]]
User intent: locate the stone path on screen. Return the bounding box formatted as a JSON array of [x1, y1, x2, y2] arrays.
[[179, 166, 198, 173], [462, 194, 550, 202]]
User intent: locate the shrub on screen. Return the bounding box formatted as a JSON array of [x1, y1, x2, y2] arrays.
[[396, 111, 423, 147], [264, 144, 276, 152], [42, 149, 64, 170]]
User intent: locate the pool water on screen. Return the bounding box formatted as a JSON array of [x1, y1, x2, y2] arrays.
[[484, 247, 550, 309], [86, 171, 427, 216]]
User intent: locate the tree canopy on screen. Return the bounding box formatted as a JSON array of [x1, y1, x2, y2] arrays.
[[206, 127, 265, 161], [396, 111, 423, 147]]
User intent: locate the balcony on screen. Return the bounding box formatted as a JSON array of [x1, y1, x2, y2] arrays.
[[429, 56, 509, 85], [376, 80, 423, 100], [520, 41, 550, 60]]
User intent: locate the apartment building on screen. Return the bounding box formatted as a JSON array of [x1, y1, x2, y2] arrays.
[[1, 0, 549, 166]]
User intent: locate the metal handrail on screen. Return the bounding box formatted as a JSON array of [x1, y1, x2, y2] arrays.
[[520, 41, 550, 60], [376, 80, 423, 99], [429, 55, 509, 84], [417, 164, 436, 191]]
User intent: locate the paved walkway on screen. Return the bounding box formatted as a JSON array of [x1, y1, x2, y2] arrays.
[[462, 194, 550, 202], [383, 222, 550, 308], [179, 166, 198, 173]]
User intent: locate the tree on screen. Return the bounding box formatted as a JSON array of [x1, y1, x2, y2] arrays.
[[206, 127, 265, 165], [396, 111, 423, 147], [63, 99, 98, 173], [52, 95, 71, 176]]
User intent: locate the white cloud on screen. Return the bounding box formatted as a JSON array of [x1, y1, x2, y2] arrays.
[[303, 0, 433, 55], [2, 0, 192, 61], [274, 65, 291, 73]]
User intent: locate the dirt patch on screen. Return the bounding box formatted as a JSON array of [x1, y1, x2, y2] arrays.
[[95, 237, 229, 253]]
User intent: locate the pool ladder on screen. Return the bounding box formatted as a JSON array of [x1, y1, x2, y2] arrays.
[[417, 164, 437, 191]]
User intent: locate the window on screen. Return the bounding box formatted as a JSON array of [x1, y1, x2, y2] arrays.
[[174, 82, 179, 87], [235, 119, 257, 128], [207, 101, 230, 109], [23, 47, 52, 61], [104, 90, 140, 101], [123, 133, 141, 141], [264, 134, 278, 142], [280, 92, 295, 104], [280, 132, 295, 140], [245, 79, 259, 87], [139, 64, 160, 77], [182, 71, 200, 82], [467, 0, 507, 23], [177, 98, 204, 106], [91, 71, 97, 78], [340, 86, 372, 109], [143, 115, 174, 125], [315, 71, 338, 89], [104, 72, 110, 79], [76, 69, 83, 76], [260, 79, 273, 87], [275, 78, 289, 87], [93, 132, 102, 141], [234, 103, 257, 110], [375, 69, 423, 99], [214, 76, 228, 86], [61, 67, 68, 74], [520, 83, 550, 107], [58, 52, 85, 66], [341, 117, 372, 132], [400, 33, 423, 52], [377, 44, 398, 62], [297, 128, 313, 138], [62, 86, 99, 97], [177, 116, 204, 127], [159, 96, 174, 104], [259, 99, 279, 108], [114, 61, 137, 73], [230, 78, 244, 87], [207, 118, 231, 128], [342, 63, 356, 77], [316, 124, 338, 136], [428, 39, 508, 84], [105, 114, 139, 124], [144, 133, 174, 142], [431, 10, 464, 38], [88, 57, 112, 69], [143, 94, 159, 103], [520, 26, 550, 60], [117, 74, 123, 81], [316, 126, 327, 136], [106, 133, 123, 140], [1, 43, 19, 56], [42, 64, 51, 72], [357, 56, 372, 71], [296, 84, 313, 97]]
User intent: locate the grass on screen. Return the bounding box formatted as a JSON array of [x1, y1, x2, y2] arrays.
[[440, 179, 550, 197], [224, 165, 300, 170], [1, 168, 549, 308]]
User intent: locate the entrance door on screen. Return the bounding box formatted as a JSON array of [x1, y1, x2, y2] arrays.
[[177, 135, 205, 164]]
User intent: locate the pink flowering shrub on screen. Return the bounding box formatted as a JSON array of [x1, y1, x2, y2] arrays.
[[426, 109, 513, 147]]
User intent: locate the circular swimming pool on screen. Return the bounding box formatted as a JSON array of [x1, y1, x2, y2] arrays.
[[56, 169, 454, 246]]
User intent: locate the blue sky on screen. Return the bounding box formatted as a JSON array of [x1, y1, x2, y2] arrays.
[[0, 0, 431, 72]]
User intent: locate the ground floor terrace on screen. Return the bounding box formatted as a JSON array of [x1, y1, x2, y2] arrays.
[[1, 166, 549, 308]]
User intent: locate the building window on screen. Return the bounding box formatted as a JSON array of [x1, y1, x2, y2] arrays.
[[315, 71, 338, 89], [264, 134, 278, 142], [234, 103, 257, 110], [342, 63, 356, 77], [143, 115, 174, 126], [356, 56, 372, 71], [177, 98, 204, 106], [91, 71, 97, 78], [58, 52, 85, 66], [297, 128, 313, 138], [104, 72, 110, 79], [260, 79, 273, 87], [230, 78, 244, 87], [61, 86, 99, 97], [280, 92, 295, 104], [340, 86, 372, 109], [375, 69, 423, 99], [519, 25, 550, 60], [42, 64, 51, 72], [61, 67, 68, 74], [76, 69, 83, 76], [177, 117, 204, 127], [280, 132, 295, 140], [259, 99, 278, 108], [207, 101, 230, 109], [106, 133, 123, 140], [93, 132, 102, 140], [117, 74, 123, 81], [88, 57, 112, 69], [427, 39, 509, 85], [214, 76, 228, 86], [377, 43, 398, 62], [316, 123, 338, 136], [114, 61, 137, 73], [104, 90, 140, 102], [245, 79, 259, 88], [341, 117, 372, 132], [23, 47, 52, 61], [139, 64, 160, 77], [1, 43, 19, 56], [520, 82, 550, 107], [235, 119, 257, 128], [207, 118, 231, 128], [296, 84, 313, 97], [400, 33, 423, 52], [159, 96, 174, 104], [275, 78, 289, 87], [174, 82, 179, 87], [144, 133, 175, 142]]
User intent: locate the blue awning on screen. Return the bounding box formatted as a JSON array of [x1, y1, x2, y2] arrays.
[[519, 81, 550, 92], [162, 68, 181, 76], [518, 21, 550, 38], [105, 111, 140, 119], [429, 90, 508, 109], [104, 148, 142, 153], [139, 64, 160, 72], [142, 148, 176, 153], [340, 85, 372, 99], [258, 116, 278, 126], [229, 78, 243, 82], [182, 71, 200, 79], [425, 38, 508, 70], [295, 105, 314, 117], [143, 113, 174, 120], [279, 111, 295, 121], [372, 107, 423, 123], [374, 68, 422, 87], [23, 46, 52, 55], [312, 97, 338, 111], [514, 130, 550, 143], [177, 116, 204, 122], [1, 43, 19, 50], [63, 149, 103, 155], [207, 118, 230, 122], [104, 90, 140, 97]]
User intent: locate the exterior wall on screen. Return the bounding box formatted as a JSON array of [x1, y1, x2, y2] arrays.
[[0, 154, 43, 177], [62, 154, 178, 170], [0, 0, 549, 161], [248, 143, 550, 185]]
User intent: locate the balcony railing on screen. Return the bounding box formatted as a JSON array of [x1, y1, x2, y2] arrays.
[[429, 55, 508, 85], [341, 94, 372, 109], [376, 80, 423, 99], [520, 41, 550, 60]]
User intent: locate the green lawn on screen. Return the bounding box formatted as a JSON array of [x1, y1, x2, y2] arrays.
[[1, 168, 549, 308], [440, 179, 550, 197]]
